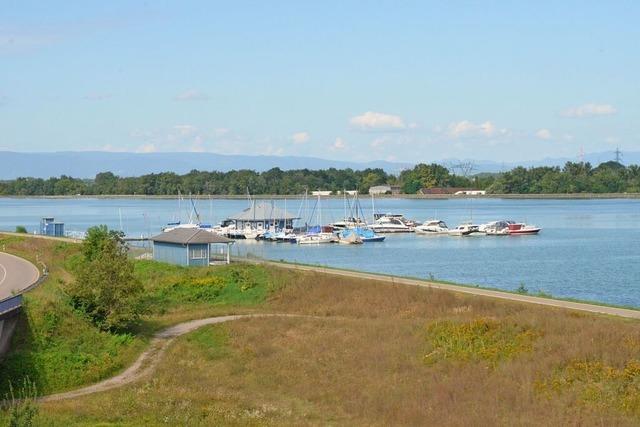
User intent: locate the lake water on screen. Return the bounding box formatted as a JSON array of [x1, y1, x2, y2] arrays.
[[1, 197, 639, 308]]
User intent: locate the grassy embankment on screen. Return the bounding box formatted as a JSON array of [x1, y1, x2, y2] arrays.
[[0, 234, 278, 398], [2, 234, 640, 425]]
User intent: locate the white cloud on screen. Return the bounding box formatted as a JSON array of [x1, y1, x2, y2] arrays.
[[173, 124, 197, 136], [174, 90, 209, 101], [190, 136, 206, 152], [447, 120, 506, 138], [562, 103, 616, 117], [349, 111, 406, 131], [535, 129, 552, 140], [290, 131, 310, 144], [100, 144, 127, 152], [371, 137, 387, 148], [137, 143, 157, 153], [605, 136, 619, 145], [331, 137, 346, 150]]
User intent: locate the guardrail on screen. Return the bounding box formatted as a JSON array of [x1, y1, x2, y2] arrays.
[[0, 255, 48, 317], [0, 294, 23, 317]]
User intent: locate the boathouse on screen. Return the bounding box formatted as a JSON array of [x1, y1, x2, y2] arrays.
[[227, 202, 299, 231], [151, 228, 233, 266]]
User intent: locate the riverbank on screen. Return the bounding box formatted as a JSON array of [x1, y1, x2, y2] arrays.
[[250, 259, 640, 319]]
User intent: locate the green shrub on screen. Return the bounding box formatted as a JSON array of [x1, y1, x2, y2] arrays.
[[14, 226, 27, 234], [65, 225, 144, 332], [155, 276, 227, 304], [537, 359, 640, 416], [516, 282, 529, 294], [424, 318, 540, 366]]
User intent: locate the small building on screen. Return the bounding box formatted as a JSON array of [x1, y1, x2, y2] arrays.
[[40, 217, 65, 237], [418, 187, 486, 196], [390, 185, 402, 195], [311, 190, 332, 196], [151, 228, 233, 266], [368, 185, 391, 195], [227, 202, 299, 231], [454, 190, 486, 196]]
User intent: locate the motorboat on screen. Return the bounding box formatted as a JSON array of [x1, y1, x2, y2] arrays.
[[448, 222, 481, 236], [297, 232, 337, 244], [273, 230, 297, 243], [507, 222, 541, 235], [415, 220, 449, 235], [369, 215, 414, 233], [373, 213, 420, 228], [330, 217, 367, 230], [481, 220, 513, 236]]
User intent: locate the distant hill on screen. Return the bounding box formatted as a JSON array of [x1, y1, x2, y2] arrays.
[[442, 150, 639, 174], [0, 151, 412, 179], [1, 150, 636, 180]]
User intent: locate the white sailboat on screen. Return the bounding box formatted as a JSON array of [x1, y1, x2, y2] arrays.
[[297, 193, 337, 244]]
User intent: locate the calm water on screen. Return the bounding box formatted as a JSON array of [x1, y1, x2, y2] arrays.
[[1, 197, 639, 308]]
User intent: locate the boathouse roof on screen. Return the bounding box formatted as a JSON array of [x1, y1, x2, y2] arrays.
[[227, 202, 299, 221], [151, 228, 233, 245]]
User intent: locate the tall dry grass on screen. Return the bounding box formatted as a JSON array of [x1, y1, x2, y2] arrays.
[[37, 266, 640, 426]]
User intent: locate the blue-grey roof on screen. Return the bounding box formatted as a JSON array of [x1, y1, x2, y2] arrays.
[[227, 202, 299, 221], [151, 228, 232, 244]]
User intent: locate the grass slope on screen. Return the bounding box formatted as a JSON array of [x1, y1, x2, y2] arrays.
[[0, 235, 282, 399], [2, 236, 640, 425], [30, 269, 640, 426]]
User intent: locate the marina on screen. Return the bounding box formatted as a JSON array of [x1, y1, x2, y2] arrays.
[[1, 196, 639, 307]]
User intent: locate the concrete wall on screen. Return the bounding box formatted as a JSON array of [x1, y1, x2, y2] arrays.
[[0, 310, 20, 360]]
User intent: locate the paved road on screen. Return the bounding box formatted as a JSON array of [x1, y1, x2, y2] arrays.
[[0, 252, 40, 300]]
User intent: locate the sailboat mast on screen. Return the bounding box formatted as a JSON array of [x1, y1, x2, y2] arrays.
[[318, 193, 322, 229], [371, 193, 376, 224]]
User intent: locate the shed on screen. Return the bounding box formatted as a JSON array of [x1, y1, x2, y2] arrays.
[[368, 185, 391, 195], [151, 228, 233, 266], [40, 217, 65, 237]]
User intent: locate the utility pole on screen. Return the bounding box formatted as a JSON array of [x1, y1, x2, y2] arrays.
[[578, 146, 585, 163], [614, 147, 623, 164]]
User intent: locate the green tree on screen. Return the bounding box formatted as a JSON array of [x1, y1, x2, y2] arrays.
[[66, 226, 143, 332]]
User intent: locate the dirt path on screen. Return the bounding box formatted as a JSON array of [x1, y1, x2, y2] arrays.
[[40, 314, 306, 402]]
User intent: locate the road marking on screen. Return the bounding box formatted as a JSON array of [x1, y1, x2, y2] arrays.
[[0, 263, 7, 287]]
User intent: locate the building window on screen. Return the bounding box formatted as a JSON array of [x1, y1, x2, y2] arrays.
[[189, 246, 207, 259]]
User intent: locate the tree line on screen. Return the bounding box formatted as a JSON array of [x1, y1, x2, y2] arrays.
[[0, 161, 638, 195]]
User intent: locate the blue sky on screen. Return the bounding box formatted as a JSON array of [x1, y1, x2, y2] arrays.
[[1, 1, 638, 163]]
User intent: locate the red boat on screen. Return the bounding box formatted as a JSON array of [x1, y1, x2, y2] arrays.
[[507, 222, 541, 235]]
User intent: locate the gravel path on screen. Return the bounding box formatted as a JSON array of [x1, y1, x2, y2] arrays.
[[41, 314, 306, 402]]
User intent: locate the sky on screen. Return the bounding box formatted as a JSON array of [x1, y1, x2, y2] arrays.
[[1, 1, 639, 163]]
